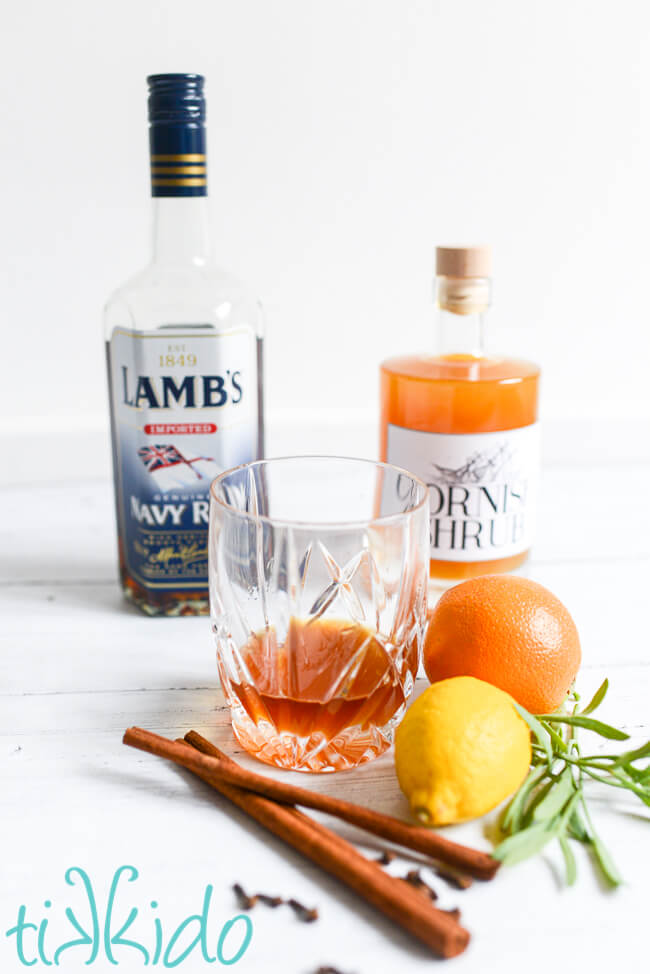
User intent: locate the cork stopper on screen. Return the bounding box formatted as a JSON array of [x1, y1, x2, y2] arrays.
[[435, 246, 491, 314], [436, 245, 492, 280]]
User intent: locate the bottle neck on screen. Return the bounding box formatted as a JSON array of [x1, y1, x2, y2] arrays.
[[434, 275, 490, 358], [436, 306, 487, 358], [151, 196, 211, 265]]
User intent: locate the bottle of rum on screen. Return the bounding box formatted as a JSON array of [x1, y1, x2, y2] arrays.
[[380, 246, 539, 582], [105, 74, 264, 615]]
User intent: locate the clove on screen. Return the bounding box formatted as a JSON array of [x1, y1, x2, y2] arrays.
[[232, 883, 257, 910], [257, 893, 284, 907], [434, 866, 473, 890], [403, 869, 438, 902], [288, 898, 319, 923]]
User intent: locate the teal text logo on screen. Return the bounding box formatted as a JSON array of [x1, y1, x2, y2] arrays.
[[5, 866, 253, 967]]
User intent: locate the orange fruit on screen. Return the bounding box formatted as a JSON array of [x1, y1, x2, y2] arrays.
[[423, 575, 581, 714]]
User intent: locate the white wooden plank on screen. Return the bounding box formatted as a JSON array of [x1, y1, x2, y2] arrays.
[[0, 583, 212, 694], [0, 482, 118, 584], [535, 464, 650, 563]]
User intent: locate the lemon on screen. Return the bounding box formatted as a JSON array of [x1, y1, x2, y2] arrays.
[[394, 676, 531, 826]]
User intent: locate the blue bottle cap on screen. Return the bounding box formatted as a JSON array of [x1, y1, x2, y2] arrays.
[[147, 73, 205, 124], [147, 74, 207, 197]]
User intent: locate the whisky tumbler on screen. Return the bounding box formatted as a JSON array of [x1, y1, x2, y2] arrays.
[[209, 456, 429, 772]]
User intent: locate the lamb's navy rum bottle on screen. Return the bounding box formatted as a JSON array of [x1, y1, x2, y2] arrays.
[[105, 74, 264, 615]]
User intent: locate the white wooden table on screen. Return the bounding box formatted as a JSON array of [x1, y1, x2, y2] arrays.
[[2, 426, 649, 972]]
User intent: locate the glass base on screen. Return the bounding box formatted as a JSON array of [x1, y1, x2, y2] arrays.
[[229, 703, 398, 773]]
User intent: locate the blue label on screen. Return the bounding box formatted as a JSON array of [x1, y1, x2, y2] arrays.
[[108, 327, 258, 589]]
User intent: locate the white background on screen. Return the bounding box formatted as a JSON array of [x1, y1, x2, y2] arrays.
[[2, 0, 650, 483]]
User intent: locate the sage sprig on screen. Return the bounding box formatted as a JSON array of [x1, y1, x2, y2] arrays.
[[493, 679, 650, 886]]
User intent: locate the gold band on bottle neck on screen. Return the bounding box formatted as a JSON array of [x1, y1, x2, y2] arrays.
[[437, 277, 490, 315]]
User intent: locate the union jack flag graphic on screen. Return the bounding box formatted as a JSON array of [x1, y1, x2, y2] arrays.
[[137, 443, 221, 492], [138, 443, 190, 473]]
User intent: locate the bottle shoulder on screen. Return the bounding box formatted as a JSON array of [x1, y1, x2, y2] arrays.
[[380, 353, 540, 384], [104, 261, 264, 337]]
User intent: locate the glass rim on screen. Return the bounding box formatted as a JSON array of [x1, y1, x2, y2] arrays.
[[209, 454, 429, 530]]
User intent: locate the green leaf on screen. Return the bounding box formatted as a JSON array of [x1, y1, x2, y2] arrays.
[[501, 765, 548, 835], [580, 679, 609, 716], [512, 702, 553, 764], [557, 790, 582, 826], [607, 769, 650, 803], [568, 807, 589, 842], [590, 834, 622, 887], [559, 833, 577, 885], [611, 741, 650, 767], [540, 719, 568, 753], [628, 765, 650, 784], [493, 821, 558, 866], [579, 765, 650, 803], [538, 714, 630, 741], [531, 768, 576, 823], [522, 780, 554, 827]]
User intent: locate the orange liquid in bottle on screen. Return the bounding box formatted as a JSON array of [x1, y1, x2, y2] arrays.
[[380, 354, 540, 580], [228, 617, 419, 772]]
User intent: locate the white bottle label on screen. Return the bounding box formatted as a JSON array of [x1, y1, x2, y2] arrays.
[[386, 423, 540, 562], [108, 326, 258, 589]]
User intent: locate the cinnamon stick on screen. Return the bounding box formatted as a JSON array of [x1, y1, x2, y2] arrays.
[[129, 725, 497, 880], [182, 732, 365, 862], [190, 734, 493, 880], [124, 726, 470, 958]]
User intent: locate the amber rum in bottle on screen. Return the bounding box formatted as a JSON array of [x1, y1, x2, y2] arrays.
[[105, 75, 264, 615], [380, 246, 539, 582]]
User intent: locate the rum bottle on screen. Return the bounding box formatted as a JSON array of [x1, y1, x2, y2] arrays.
[[105, 74, 264, 615], [380, 246, 539, 582]]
